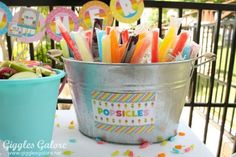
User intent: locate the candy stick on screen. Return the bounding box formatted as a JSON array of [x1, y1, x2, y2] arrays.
[[71, 32, 93, 62], [60, 39, 70, 58], [102, 35, 111, 63], [96, 29, 106, 61], [182, 44, 192, 60], [139, 32, 147, 40], [190, 41, 201, 58], [110, 29, 120, 63], [121, 35, 139, 63], [121, 29, 129, 44], [172, 31, 189, 57], [56, 20, 82, 60], [159, 27, 176, 62], [0, 37, 9, 60], [151, 28, 159, 63], [118, 43, 127, 63], [92, 17, 104, 58], [105, 26, 111, 35], [131, 37, 151, 64], [85, 30, 93, 51]]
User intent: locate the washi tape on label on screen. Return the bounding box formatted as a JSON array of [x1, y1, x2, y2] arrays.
[[92, 91, 156, 135]]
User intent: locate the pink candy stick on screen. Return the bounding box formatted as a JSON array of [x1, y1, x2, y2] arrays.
[[57, 20, 82, 60]]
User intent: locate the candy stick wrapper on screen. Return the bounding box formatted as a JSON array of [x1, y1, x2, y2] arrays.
[[56, 20, 82, 61], [121, 35, 139, 63], [170, 17, 183, 49], [71, 31, 94, 62], [151, 28, 159, 63], [110, 29, 120, 63], [169, 17, 182, 34], [60, 39, 70, 58], [92, 17, 104, 58], [96, 29, 106, 62], [102, 35, 112, 63], [172, 31, 189, 57], [190, 41, 201, 58], [131, 34, 151, 64], [134, 24, 150, 35]]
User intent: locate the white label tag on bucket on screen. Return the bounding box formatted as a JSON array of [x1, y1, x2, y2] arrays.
[[91, 91, 156, 126]]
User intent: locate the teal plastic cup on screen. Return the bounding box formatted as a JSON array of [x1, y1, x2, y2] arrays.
[[0, 70, 65, 157]]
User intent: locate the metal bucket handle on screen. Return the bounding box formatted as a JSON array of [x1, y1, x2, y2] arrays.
[[189, 53, 216, 77], [193, 52, 216, 68]]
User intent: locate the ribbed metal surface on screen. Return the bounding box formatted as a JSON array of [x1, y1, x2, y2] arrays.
[[64, 58, 193, 144]]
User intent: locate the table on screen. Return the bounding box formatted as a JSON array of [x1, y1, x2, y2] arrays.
[[50, 110, 214, 157]]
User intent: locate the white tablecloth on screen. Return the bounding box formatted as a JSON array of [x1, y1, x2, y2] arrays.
[[50, 110, 214, 157]]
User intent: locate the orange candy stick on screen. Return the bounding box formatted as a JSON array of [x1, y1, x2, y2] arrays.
[[130, 37, 151, 64], [110, 29, 120, 63]]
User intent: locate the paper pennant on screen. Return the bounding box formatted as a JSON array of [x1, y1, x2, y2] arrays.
[[110, 0, 144, 23], [0, 2, 12, 35], [8, 10, 45, 43], [78, 1, 113, 29], [46, 7, 79, 41], [17, 8, 39, 29]]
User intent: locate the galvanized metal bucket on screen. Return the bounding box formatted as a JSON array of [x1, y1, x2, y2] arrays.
[[63, 54, 214, 144]]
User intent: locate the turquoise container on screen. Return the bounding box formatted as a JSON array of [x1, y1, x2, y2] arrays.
[[0, 70, 65, 157]]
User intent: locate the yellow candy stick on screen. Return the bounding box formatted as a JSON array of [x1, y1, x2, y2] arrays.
[[159, 27, 176, 62], [110, 29, 119, 63], [102, 35, 111, 63], [71, 32, 93, 62], [60, 39, 70, 58]]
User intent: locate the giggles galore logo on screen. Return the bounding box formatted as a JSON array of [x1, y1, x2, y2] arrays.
[[2, 140, 67, 152]]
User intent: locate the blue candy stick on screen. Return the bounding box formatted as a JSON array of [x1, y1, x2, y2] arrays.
[[96, 29, 106, 61], [182, 44, 192, 60]]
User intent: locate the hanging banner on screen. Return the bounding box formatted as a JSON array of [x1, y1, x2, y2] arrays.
[[78, 1, 113, 30], [110, 0, 144, 23], [8, 8, 45, 43], [0, 2, 12, 35], [46, 7, 79, 41]]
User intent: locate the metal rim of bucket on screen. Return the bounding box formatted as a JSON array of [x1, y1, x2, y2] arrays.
[[63, 57, 195, 66], [0, 69, 65, 84], [63, 53, 215, 67]]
